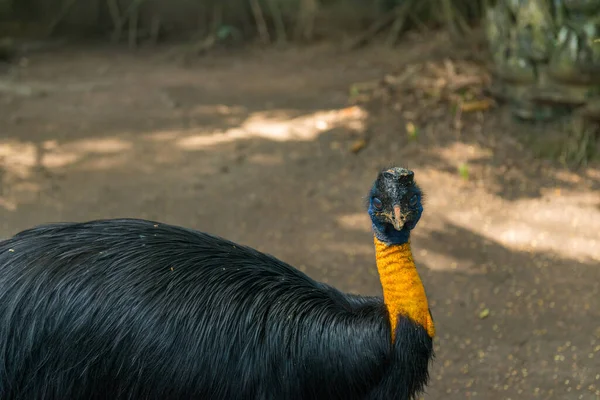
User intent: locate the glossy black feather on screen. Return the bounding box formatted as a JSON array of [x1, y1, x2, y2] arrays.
[[0, 218, 432, 400]]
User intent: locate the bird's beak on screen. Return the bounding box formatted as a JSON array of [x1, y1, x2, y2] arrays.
[[392, 205, 405, 231]]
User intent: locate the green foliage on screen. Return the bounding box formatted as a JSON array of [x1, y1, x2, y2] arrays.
[[458, 163, 470, 180], [406, 121, 419, 141]]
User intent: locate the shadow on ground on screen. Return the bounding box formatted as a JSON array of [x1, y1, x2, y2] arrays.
[[1, 39, 599, 399]]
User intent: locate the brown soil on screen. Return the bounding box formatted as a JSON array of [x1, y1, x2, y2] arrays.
[[1, 33, 599, 399]]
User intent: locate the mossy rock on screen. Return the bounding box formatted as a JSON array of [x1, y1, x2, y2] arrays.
[[485, 0, 600, 120]]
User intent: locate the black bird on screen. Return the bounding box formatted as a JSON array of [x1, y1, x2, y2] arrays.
[[0, 167, 434, 400]]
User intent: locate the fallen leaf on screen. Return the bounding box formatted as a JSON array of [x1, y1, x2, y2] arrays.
[[479, 308, 490, 319], [340, 106, 362, 117], [350, 139, 367, 154], [460, 98, 494, 113], [458, 163, 470, 180], [406, 121, 418, 140]]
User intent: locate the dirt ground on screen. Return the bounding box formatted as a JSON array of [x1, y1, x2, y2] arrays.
[[1, 34, 600, 399]]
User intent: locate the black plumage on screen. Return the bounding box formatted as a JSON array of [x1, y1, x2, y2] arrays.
[[0, 169, 433, 400]]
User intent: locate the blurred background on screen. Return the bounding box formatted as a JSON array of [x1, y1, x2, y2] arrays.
[[1, 0, 599, 398]]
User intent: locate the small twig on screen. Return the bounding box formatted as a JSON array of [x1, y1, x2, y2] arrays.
[[444, 58, 457, 79], [448, 75, 486, 91], [459, 98, 495, 112], [379, 65, 421, 93], [249, 0, 270, 45]]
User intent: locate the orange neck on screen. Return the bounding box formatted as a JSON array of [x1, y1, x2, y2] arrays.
[[374, 236, 435, 340]]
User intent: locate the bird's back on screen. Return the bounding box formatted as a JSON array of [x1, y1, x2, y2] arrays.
[[0, 218, 395, 399]]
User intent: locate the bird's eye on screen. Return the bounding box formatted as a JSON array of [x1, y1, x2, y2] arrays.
[[372, 197, 383, 210], [409, 194, 418, 207]]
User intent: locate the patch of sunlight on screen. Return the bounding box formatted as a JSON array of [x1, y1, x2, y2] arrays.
[[0, 137, 133, 173], [336, 212, 485, 273], [177, 128, 246, 148], [337, 212, 371, 232], [447, 197, 600, 262], [434, 142, 493, 162], [0, 197, 17, 212], [553, 169, 583, 184], [0, 140, 38, 179], [40, 137, 132, 169], [64, 138, 132, 154], [538, 187, 600, 207], [585, 167, 600, 180], [0, 181, 43, 212], [42, 152, 81, 168], [0, 136, 135, 211], [176, 106, 367, 150]]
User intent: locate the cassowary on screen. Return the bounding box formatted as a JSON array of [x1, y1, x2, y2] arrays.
[[0, 167, 434, 400]]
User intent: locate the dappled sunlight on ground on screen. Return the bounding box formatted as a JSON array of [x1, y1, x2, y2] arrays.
[[434, 142, 494, 165], [0, 139, 39, 179], [176, 106, 367, 149], [407, 168, 600, 267], [0, 105, 367, 211], [445, 194, 600, 263], [1, 42, 599, 399]]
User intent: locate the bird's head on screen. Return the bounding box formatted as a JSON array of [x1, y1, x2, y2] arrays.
[[367, 167, 424, 245]]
